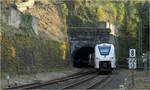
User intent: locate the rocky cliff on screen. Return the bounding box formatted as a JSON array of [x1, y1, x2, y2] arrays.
[[25, 0, 66, 42]]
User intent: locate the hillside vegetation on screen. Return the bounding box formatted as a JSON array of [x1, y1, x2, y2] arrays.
[[1, 21, 67, 76]]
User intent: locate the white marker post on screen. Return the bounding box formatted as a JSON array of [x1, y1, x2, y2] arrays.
[[129, 49, 136, 69], [129, 49, 136, 87], [129, 49, 136, 58], [129, 58, 136, 69]]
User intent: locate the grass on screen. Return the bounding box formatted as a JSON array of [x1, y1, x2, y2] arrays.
[[125, 70, 150, 89], [1, 66, 74, 83]]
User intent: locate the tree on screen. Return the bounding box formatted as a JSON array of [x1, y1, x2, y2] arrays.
[[136, 1, 149, 52]]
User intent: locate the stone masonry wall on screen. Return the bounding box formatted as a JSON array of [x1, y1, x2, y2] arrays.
[[2, 7, 39, 35], [8, 7, 21, 28]]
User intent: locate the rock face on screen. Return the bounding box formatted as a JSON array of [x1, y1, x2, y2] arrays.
[[16, 0, 35, 12], [26, 0, 67, 42], [1, 7, 39, 35], [1, 0, 67, 42], [8, 7, 21, 28]]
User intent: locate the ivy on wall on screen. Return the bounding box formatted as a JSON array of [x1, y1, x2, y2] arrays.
[[20, 13, 33, 30], [1, 22, 68, 76]]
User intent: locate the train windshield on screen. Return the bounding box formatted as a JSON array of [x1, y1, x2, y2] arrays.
[[98, 46, 111, 55]]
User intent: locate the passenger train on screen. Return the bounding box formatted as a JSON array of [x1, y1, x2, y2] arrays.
[[94, 43, 116, 72]]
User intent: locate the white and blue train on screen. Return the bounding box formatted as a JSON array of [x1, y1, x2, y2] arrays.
[[94, 43, 116, 72]]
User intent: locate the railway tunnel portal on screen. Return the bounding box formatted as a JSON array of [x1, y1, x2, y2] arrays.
[[67, 22, 118, 67]]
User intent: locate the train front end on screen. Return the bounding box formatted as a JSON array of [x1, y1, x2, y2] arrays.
[[95, 43, 116, 73]]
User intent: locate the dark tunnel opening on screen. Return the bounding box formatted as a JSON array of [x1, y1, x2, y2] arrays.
[[73, 47, 95, 67]]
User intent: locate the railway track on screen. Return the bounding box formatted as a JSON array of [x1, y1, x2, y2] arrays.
[[62, 73, 112, 89], [32, 72, 113, 89], [87, 74, 112, 89], [4, 70, 115, 90], [62, 74, 98, 89], [4, 69, 96, 90]]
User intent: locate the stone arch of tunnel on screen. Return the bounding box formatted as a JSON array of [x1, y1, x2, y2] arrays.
[[67, 26, 118, 67], [72, 46, 95, 67]]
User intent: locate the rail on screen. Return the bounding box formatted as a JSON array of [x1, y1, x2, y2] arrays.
[[4, 70, 96, 90]]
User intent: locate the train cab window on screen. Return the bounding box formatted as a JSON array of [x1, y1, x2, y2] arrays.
[[98, 46, 111, 55]]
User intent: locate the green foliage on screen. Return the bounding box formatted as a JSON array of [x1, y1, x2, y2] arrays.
[[135, 1, 149, 52], [0, 3, 9, 23], [116, 2, 125, 29], [65, 0, 97, 27], [117, 1, 149, 67], [64, 0, 118, 27], [117, 1, 140, 59], [67, 13, 83, 27], [20, 13, 33, 30], [61, 3, 68, 16], [96, 1, 117, 23]]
